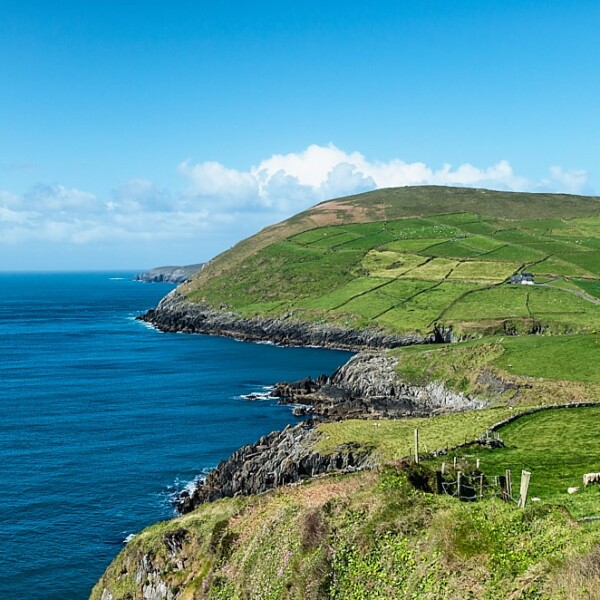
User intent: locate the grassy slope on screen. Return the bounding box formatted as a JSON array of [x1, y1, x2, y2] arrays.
[[93, 187, 600, 598], [93, 407, 600, 600], [179, 186, 600, 337]]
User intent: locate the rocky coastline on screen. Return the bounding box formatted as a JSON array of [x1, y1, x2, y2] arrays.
[[140, 290, 490, 515], [139, 289, 455, 350], [177, 420, 373, 514], [133, 264, 204, 284], [176, 351, 487, 513], [271, 351, 486, 419]]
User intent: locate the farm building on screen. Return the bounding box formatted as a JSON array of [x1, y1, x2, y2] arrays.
[[511, 272, 535, 285]]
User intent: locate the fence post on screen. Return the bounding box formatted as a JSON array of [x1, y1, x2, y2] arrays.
[[505, 469, 513, 499], [476, 458, 480, 469], [453, 456, 458, 470], [479, 474, 484, 499], [457, 471, 463, 499], [441, 461, 446, 475], [414, 428, 419, 464], [499, 475, 509, 502], [435, 470, 443, 495], [518, 471, 532, 508]]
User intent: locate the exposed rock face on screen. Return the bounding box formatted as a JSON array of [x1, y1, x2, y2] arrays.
[[177, 421, 373, 514], [136, 554, 174, 600], [273, 351, 487, 419], [140, 290, 454, 350], [133, 264, 204, 284]]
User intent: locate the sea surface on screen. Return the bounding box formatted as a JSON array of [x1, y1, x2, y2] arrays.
[[0, 272, 352, 599]]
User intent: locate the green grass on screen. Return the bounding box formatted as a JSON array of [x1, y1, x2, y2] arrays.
[[334, 230, 398, 250], [297, 277, 390, 310], [429, 211, 482, 225], [314, 407, 517, 462], [493, 334, 600, 382], [458, 221, 499, 235], [436, 407, 600, 515], [397, 257, 458, 280], [558, 252, 600, 277], [528, 256, 593, 277], [181, 186, 600, 337], [491, 229, 544, 244], [443, 286, 530, 321], [361, 250, 427, 277], [458, 235, 506, 252], [480, 244, 547, 263], [337, 279, 432, 321], [391, 333, 600, 386], [375, 282, 478, 332], [447, 260, 518, 283], [419, 240, 483, 259], [574, 279, 600, 300], [385, 218, 460, 239]]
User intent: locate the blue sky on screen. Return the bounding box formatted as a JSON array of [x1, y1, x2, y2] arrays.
[[1, 1, 599, 270]]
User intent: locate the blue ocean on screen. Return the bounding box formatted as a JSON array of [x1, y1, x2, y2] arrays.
[[0, 273, 352, 599]]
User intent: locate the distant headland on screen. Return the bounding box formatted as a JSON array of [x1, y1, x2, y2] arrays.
[[133, 263, 203, 284]]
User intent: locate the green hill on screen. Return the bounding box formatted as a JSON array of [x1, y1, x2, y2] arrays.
[[93, 406, 600, 600], [94, 187, 600, 599], [179, 186, 600, 338]]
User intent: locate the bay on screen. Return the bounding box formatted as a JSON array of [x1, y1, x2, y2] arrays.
[[0, 273, 351, 599]]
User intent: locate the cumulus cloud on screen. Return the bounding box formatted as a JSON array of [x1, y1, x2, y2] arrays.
[[22, 183, 101, 214], [0, 143, 591, 258]]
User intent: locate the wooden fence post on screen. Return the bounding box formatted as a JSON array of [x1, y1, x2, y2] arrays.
[[441, 461, 446, 475], [479, 474, 484, 498], [518, 470, 532, 508], [414, 428, 419, 464], [435, 471, 443, 495], [457, 471, 463, 499], [453, 456, 458, 470], [505, 469, 513, 499], [499, 475, 509, 502], [476, 458, 480, 469]]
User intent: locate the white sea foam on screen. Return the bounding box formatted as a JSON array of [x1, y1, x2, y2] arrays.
[[123, 533, 136, 544]]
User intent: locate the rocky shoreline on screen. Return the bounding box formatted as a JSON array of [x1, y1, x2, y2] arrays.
[[176, 352, 487, 513], [177, 420, 373, 514], [133, 264, 204, 284], [271, 351, 486, 419], [139, 290, 455, 350], [140, 290, 489, 514]]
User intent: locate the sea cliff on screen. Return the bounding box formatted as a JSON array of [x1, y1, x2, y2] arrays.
[[140, 289, 454, 350]]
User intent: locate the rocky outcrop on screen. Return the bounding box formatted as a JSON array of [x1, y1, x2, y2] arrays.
[[273, 351, 487, 419], [140, 290, 454, 350], [177, 420, 373, 514], [134, 264, 204, 284]]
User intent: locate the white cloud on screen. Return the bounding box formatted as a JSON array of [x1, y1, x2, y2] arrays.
[[111, 179, 173, 213], [547, 166, 588, 194], [22, 183, 101, 214], [178, 160, 258, 206], [0, 144, 591, 258]]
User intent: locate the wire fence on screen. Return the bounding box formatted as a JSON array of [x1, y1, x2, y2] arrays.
[[432, 457, 530, 507]]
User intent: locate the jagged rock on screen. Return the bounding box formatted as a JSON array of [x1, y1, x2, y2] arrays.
[[139, 290, 455, 350], [273, 351, 487, 419], [134, 554, 174, 600], [133, 264, 204, 284], [177, 421, 373, 514]]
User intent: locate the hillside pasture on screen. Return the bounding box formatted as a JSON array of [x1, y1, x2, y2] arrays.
[[184, 194, 600, 335]]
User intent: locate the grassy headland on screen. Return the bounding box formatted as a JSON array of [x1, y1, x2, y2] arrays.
[[95, 187, 600, 599], [179, 186, 600, 338], [93, 406, 600, 600]]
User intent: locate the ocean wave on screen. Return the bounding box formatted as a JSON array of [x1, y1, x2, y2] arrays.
[[239, 385, 275, 401]]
